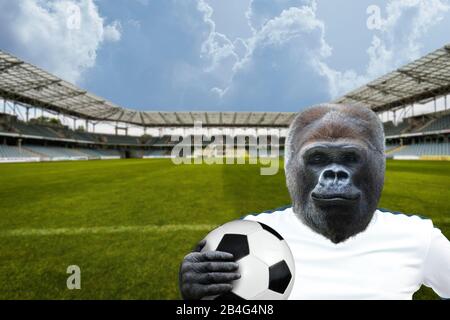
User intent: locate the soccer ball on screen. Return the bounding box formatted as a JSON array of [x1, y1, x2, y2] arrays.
[[201, 219, 295, 300]]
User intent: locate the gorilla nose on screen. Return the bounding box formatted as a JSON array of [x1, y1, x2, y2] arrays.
[[320, 167, 350, 186]]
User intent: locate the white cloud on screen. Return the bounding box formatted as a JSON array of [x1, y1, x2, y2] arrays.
[[378, 0, 449, 65], [234, 3, 330, 78], [318, 0, 450, 98], [197, 0, 333, 109], [197, 0, 239, 88], [104, 20, 122, 42], [197, 0, 450, 109], [127, 19, 141, 29], [210, 86, 228, 97], [245, 0, 311, 33], [5, 0, 446, 111], [249, 4, 329, 52], [0, 0, 122, 84]]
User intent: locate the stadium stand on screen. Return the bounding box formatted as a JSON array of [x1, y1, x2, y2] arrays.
[[13, 121, 59, 138], [72, 131, 97, 142], [390, 142, 450, 157], [421, 114, 450, 133], [0, 144, 39, 159], [144, 137, 162, 145], [0, 143, 122, 162], [103, 134, 140, 145], [142, 149, 171, 157], [73, 148, 120, 159], [1, 105, 450, 163], [93, 149, 121, 158], [160, 136, 177, 145], [383, 121, 410, 136], [1, 46, 450, 163], [0, 116, 138, 145], [1, 110, 450, 162], [385, 144, 401, 153], [74, 148, 102, 159], [24, 145, 88, 159]]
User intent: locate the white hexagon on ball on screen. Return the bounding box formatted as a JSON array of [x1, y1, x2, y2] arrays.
[[247, 230, 286, 266], [232, 255, 269, 299]]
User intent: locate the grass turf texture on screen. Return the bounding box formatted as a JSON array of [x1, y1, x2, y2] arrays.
[[0, 159, 448, 299]]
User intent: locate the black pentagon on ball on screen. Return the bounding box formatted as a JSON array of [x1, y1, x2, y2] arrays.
[[268, 260, 292, 294], [216, 234, 249, 261], [258, 222, 284, 240]]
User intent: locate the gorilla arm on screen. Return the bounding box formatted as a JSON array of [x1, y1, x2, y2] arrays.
[[422, 228, 450, 298]]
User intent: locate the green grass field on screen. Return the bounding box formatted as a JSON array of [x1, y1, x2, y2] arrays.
[[0, 159, 448, 300]]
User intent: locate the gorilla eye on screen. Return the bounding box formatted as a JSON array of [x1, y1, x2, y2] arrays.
[[308, 153, 327, 165], [342, 153, 359, 163]]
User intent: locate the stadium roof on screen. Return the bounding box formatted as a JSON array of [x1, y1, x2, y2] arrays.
[[1, 43, 450, 127], [0, 50, 295, 127], [333, 44, 450, 112]]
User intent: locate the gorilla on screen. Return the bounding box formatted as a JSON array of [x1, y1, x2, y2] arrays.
[[284, 103, 385, 243], [179, 103, 450, 300]]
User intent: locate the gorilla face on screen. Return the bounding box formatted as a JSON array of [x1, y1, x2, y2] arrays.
[[285, 104, 385, 244], [305, 142, 365, 204], [298, 140, 382, 243]]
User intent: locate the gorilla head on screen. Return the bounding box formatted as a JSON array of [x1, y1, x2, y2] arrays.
[[285, 104, 385, 244]]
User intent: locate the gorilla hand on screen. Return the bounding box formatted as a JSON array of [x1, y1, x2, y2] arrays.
[[179, 239, 241, 300]]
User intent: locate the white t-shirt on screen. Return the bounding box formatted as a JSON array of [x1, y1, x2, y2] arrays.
[[244, 207, 450, 300]]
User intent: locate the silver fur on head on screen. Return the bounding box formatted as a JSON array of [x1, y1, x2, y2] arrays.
[[284, 103, 385, 170]]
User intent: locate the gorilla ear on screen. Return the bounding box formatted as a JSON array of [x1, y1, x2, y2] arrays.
[[284, 127, 292, 169], [284, 114, 298, 170]]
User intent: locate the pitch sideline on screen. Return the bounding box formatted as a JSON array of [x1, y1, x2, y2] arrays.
[[0, 224, 217, 237], [0, 218, 449, 237]]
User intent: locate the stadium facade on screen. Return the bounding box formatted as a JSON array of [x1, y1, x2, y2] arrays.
[[1, 45, 450, 163]]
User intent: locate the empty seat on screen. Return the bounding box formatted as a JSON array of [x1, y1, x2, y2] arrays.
[[390, 143, 450, 156], [421, 114, 450, 132], [0, 145, 39, 158]]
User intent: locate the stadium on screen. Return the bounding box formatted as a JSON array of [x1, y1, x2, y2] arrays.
[[0, 43, 449, 300], [1, 45, 450, 162]]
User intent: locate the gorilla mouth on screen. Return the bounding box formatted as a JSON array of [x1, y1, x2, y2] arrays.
[[311, 192, 360, 202]]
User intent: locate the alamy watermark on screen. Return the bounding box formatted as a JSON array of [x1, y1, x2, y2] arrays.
[[66, 3, 81, 30], [366, 4, 383, 30], [66, 265, 81, 290], [168, 122, 281, 176]]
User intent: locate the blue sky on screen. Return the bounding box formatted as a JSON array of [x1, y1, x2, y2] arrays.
[[1, 0, 450, 112]]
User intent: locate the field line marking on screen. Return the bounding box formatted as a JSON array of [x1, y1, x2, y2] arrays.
[[0, 224, 217, 237], [1, 218, 449, 237]]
